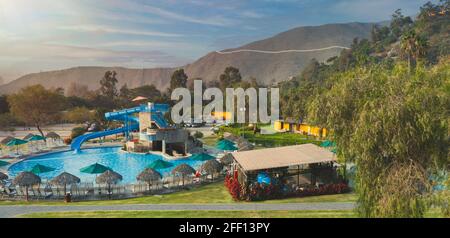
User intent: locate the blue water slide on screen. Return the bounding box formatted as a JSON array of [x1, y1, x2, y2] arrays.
[[71, 108, 142, 151], [70, 103, 170, 151], [70, 124, 139, 151], [104, 106, 142, 120], [152, 111, 169, 128]]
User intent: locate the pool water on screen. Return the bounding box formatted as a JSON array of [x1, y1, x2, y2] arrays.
[[8, 147, 207, 184]]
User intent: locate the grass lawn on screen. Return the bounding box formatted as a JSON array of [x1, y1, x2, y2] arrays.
[[19, 210, 357, 218], [219, 125, 321, 147], [200, 135, 220, 147], [0, 182, 356, 206], [202, 125, 321, 148], [18, 208, 448, 218]]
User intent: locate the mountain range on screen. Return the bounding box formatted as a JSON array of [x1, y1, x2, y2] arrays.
[[0, 22, 374, 95]]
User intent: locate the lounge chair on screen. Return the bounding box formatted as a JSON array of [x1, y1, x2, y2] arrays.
[[4, 186, 16, 196]]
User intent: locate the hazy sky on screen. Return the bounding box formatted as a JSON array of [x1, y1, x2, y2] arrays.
[[0, 0, 433, 82]]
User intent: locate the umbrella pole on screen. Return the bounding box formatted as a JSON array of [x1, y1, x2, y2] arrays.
[[25, 186, 29, 201]]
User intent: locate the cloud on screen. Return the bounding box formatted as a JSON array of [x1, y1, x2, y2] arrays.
[[0, 40, 191, 67], [106, 0, 237, 26], [88, 9, 168, 25], [240, 10, 265, 18], [58, 24, 182, 37]]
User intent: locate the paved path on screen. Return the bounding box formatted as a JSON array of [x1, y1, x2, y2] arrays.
[[0, 203, 355, 217]]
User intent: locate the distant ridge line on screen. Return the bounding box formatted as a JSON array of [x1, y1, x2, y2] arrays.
[[215, 45, 350, 54]]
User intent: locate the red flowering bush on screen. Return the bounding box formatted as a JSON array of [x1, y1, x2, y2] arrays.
[[248, 183, 283, 201], [225, 171, 350, 201], [247, 182, 350, 201], [224, 172, 242, 201]]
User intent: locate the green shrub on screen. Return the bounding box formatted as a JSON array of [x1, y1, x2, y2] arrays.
[[193, 131, 204, 139], [71, 126, 86, 139]]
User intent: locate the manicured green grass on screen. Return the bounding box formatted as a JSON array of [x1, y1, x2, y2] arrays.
[[0, 182, 356, 206], [18, 208, 448, 218], [200, 135, 220, 147], [260, 193, 357, 203], [19, 210, 357, 218], [202, 125, 320, 148], [219, 125, 320, 147]]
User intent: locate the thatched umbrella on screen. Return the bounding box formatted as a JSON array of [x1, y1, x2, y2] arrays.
[[23, 133, 35, 140], [0, 172, 8, 180], [201, 159, 223, 181], [238, 141, 254, 151], [45, 132, 60, 139], [171, 163, 195, 186], [50, 172, 80, 195], [0, 136, 14, 145], [96, 170, 122, 197], [23, 133, 37, 151], [219, 153, 234, 165], [223, 133, 238, 141], [12, 171, 41, 201], [46, 132, 60, 147], [137, 168, 162, 190], [234, 137, 247, 145]]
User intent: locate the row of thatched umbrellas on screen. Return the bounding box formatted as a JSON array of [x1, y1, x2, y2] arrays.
[[1, 138, 234, 201], [1, 156, 227, 201]]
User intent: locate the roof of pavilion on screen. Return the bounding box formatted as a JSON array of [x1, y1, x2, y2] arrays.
[[231, 143, 335, 172]]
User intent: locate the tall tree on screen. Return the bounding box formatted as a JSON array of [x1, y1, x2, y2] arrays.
[[99, 71, 119, 98], [308, 61, 449, 217], [8, 85, 65, 141], [170, 69, 188, 91], [119, 83, 130, 99], [0, 95, 9, 114], [67, 82, 91, 98], [390, 9, 413, 38], [400, 30, 428, 69], [63, 107, 94, 123], [219, 66, 242, 90]]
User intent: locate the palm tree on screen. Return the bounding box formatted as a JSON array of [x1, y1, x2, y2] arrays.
[[400, 30, 428, 70]]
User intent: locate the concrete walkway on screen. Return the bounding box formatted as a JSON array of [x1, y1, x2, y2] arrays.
[[0, 202, 355, 218]]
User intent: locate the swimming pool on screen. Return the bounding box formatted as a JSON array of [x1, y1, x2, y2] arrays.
[[8, 147, 208, 184]]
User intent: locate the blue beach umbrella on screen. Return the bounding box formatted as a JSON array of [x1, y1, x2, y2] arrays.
[[190, 152, 215, 161]]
